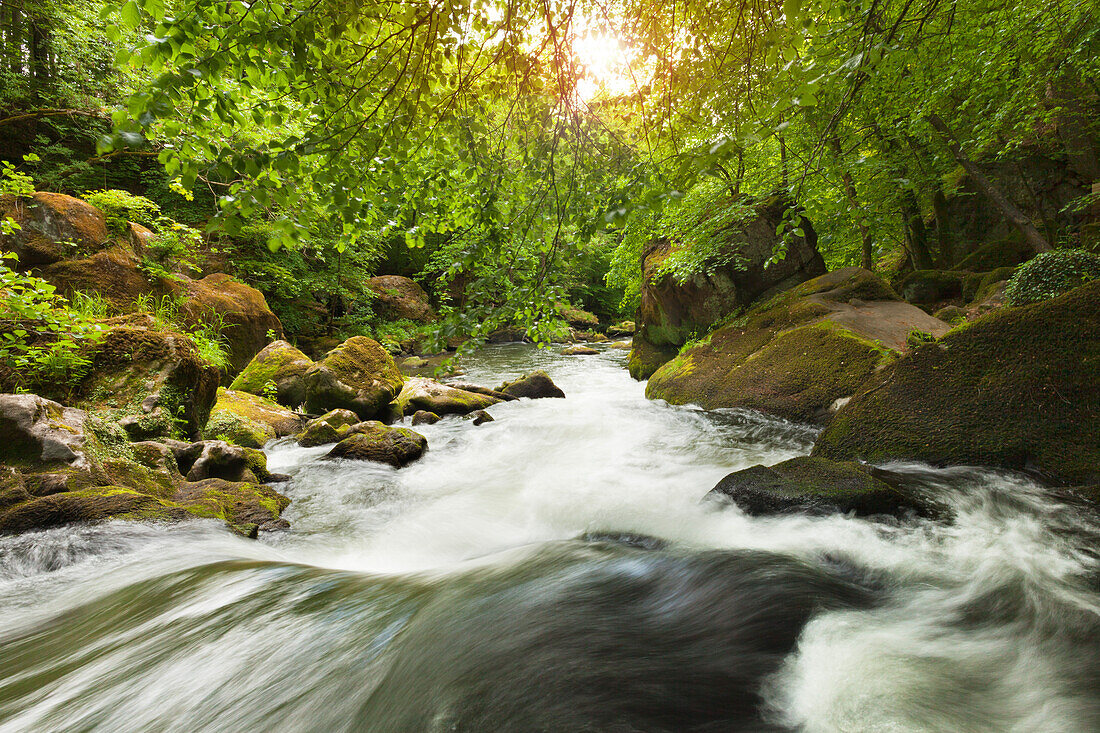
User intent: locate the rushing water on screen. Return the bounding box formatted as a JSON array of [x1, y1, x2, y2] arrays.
[[2, 343, 1099, 732]]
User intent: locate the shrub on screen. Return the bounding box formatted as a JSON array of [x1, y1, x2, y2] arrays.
[[1005, 249, 1100, 306], [905, 329, 937, 349]]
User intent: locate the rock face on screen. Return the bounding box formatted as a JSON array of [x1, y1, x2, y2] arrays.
[[705, 457, 941, 519], [171, 273, 284, 375], [0, 394, 91, 469], [205, 388, 303, 447], [646, 268, 951, 423], [366, 275, 435, 322], [0, 400, 291, 536], [813, 280, 1100, 485], [301, 336, 404, 419], [325, 423, 427, 467], [498, 371, 565, 399], [630, 196, 827, 379], [229, 340, 314, 408], [394, 377, 501, 416], [0, 192, 109, 267], [80, 316, 221, 440], [297, 409, 362, 447]]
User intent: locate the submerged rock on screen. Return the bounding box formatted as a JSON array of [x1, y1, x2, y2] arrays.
[[813, 280, 1100, 485], [706, 457, 941, 519], [497, 371, 565, 399], [230, 340, 315, 409], [297, 409, 362, 447], [470, 410, 494, 425], [325, 423, 427, 467], [646, 268, 950, 423], [394, 377, 501, 416], [301, 336, 404, 419]]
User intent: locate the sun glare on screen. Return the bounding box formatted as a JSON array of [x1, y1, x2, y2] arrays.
[[572, 31, 637, 102]]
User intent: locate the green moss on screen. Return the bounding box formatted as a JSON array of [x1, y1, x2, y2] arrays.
[[813, 280, 1100, 484], [953, 236, 1032, 272], [627, 338, 678, 380], [896, 270, 965, 305], [229, 340, 313, 404], [1004, 249, 1100, 306], [204, 410, 273, 448]]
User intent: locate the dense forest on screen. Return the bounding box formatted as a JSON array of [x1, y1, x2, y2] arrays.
[[1, 0, 1100, 729]]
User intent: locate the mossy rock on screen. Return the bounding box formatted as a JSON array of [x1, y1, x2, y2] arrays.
[[394, 377, 501, 416], [556, 302, 600, 329], [813, 280, 1100, 485], [301, 336, 404, 419], [561, 346, 599, 355], [206, 387, 303, 447], [498, 371, 565, 399], [705, 457, 942, 519], [0, 192, 110, 267], [366, 275, 436, 322], [0, 486, 191, 534], [297, 408, 362, 447], [961, 267, 1016, 303], [229, 340, 314, 408], [953, 237, 1034, 272], [932, 305, 968, 325], [324, 422, 427, 467], [628, 338, 679, 380], [171, 478, 290, 529], [896, 270, 966, 306]]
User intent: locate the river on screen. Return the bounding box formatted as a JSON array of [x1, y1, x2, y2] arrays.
[[1, 343, 1098, 732]]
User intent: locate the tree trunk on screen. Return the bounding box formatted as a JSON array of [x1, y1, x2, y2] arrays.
[[931, 189, 955, 268], [901, 188, 935, 270], [829, 135, 875, 270], [926, 113, 1051, 253]]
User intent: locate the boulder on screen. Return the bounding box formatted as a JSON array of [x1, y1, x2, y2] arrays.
[[953, 237, 1034, 272], [497, 371, 565, 399], [0, 192, 109, 267], [180, 440, 255, 483], [205, 388, 303, 447], [896, 270, 965, 306], [627, 338, 678, 380], [411, 410, 441, 425], [229, 340, 314, 408], [366, 275, 435, 322], [486, 327, 528, 344], [444, 382, 516, 401], [646, 268, 951, 424], [632, 195, 826, 365], [170, 273, 284, 376], [557, 303, 599, 329], [607, 321, 635, 336], [301, 336, 404, 419], [609, 341, 632, 350], [297, 409, 362, 447], [78, 316, 221, 440], [37, 241, 156, 305], [562, 346, 599, 355], [324, 422, 427, 467], [812, 280, 1100, 485], [470, 410, 494, 426], [394, 377, 501, 416], [705, 457, 941, 519], [0, 394, 91, 469]]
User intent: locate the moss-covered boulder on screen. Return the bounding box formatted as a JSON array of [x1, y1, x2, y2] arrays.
[[0, 192, 109, 267], [646, 268, 951, 423], [297, 409, 362, 447], [206, 388, 303, 447], [411, 410, 440, 425], [556, 302, 600, 330], [324, 422, 427, 467], [705, 457, 941, 518], [38, 241, 157, 306], [229, 340, 314, 408], [77, 316, 221, 440], [169, 273, 284, 376], [607, 321, 635, 336], [366, 274, 436, 322], [896, 270, 966, 306], [497, 371, 565, 399], [562, 346, 599, 355], [813, 280, 1100, 485], [953, 237, 1034, 272], [627, 338, 678, 380], [393, 377, 501, 416], [301, 336, 404, 419]]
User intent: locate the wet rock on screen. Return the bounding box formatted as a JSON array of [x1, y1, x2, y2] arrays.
[[229, 340, 314, 409], [445, 382, 516, 401], [301, 336, 405, 419], [562, 346, 599, 355], [470, 410, 494, 425], [394, 377, 501, 416], [497, 371, 565, 399], [183, 440, 256, 483], [647, 268, 950, 423], [297, 409, 361, 447], [609, 341, 632, 350], [627, 338, 677, 380], [0, 192, 109, 267], [813, 280, 1100, 485], [411, 410, 441, 425], [705, 456, 942, 519], [366, 275, 435, 322], [325, 423, 427, 467]]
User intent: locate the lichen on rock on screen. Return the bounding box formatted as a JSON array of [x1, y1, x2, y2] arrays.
[[301, 336, 404, 419]]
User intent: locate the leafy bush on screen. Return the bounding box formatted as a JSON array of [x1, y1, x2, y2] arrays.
[[83, 189, 162, 232], [1004, 249, 1100, 306], [905, 329, 938, 349], [83, 189, 204, 280], [0, 253, 105, 391]]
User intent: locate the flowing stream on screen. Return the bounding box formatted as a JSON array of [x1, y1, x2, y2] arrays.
[[2, 344, 1099, 732]]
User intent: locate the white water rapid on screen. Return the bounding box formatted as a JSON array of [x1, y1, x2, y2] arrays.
[[1, 343, 1098, 732]]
